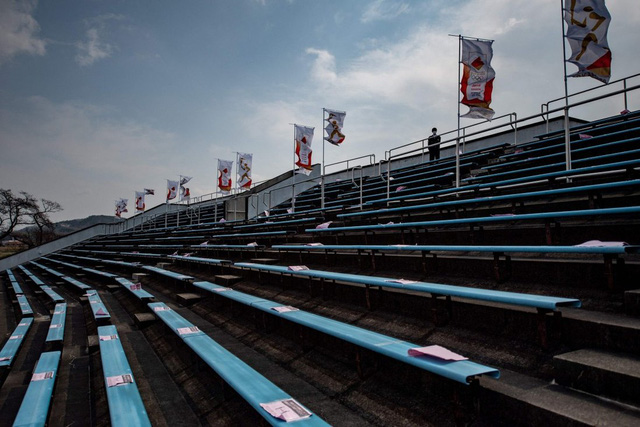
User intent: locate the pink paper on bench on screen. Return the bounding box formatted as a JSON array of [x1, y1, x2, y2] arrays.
[[408, 345, 468, 361]]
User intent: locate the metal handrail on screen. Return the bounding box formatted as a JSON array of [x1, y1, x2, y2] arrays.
[[541, 72, 640, 132], [350, 166, 364, 209], [324, 154, 376, 174]]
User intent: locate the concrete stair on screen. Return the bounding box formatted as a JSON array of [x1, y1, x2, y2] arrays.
[[480, 369, 640, 426], [554, 348, 640, 407]]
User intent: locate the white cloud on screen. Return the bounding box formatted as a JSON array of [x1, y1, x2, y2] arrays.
[[75, 28, 113, 66], [0, 96, 179, 219], [0, 0, 46, 65], [75, 14, 124, 66], [361, 0, 410, 23]]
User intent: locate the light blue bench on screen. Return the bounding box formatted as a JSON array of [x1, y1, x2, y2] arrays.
[[307, 206, 640, 244], [141, 265, 195, 282], [42, 256, 119, 279], [16, 294, 33, 317], [0, 318, 33, 368], [168, 254, 232, 268], [365, 158, 640, 206], [45, 303, 66, 349], [39, 286, 65, 304], [97, 325, 151, 427], [272, 243, 639, 287], [340, 179, 640, 220], [87, 290, 111, 325], [192, 281, 500, 385], [5, 269, 24, 295], [113, 277, 155, 301], [147, 302, 329, 426], [12, 350, 61, 427], [234, 262, 581, 312]]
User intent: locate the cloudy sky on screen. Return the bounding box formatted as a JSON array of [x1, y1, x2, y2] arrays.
[[0, 0, 638, 222]]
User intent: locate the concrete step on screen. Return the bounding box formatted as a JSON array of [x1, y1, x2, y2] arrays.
[[554, 348, 640, 406], [480, 369, 640, 426]]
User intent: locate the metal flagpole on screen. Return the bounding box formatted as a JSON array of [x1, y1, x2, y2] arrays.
[[292, 124, 296, 213], [560, 0, 572, 175], [321, 109, 325, 209], [456, 34, 462, 188]]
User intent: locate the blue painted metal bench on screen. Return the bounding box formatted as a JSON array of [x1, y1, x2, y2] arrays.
[[234, 262, 581, 312], [16, 294, 33, 317], [168, 254, 232, 267], [365, 158, 640, 206], [340, 179, 640, 220], [141, 265, 195, 282], [0, 318, 33, 368], [5, 269, 24, 295], [12, 350, 61, 427], [148, 302, 330, 426], [113, 277, 155, 301], [42, 256, 119, 279], [97, 325, 151, 427], [192, 280, 500, 385], [87, 290, 111, 325], [39, 286, 65, 304], [307, 206, 640, 245], [45, 303, 66, 349]]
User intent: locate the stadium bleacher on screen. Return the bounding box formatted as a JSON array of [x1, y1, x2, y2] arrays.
[[1, 106, 640, 425]]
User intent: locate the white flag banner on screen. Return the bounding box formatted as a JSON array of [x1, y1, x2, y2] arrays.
[[166, 180, 179, 201], [294, 124, 314, 172], [144, 188, 155, 195], [237, 153, 253, 189], [460, 38, 496, 120], [180, 175, 192, 185], [115, 199, 128, 217], [135, 191, 145, 211], [180, 185, 190, 201], [324, 109, 346, 146], [564, 0, 611, 83], [218, 159, 233, 193]]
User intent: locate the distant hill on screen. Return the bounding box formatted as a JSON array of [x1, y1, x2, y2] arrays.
[[54, 215, 123, 235]]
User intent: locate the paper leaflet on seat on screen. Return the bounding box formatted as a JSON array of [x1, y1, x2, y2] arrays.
[[396, 186, 407, 192], [9, 335, 23, 340], [32, 371, 55, 381], [575, 240, 628, 247], [247, 242, 259, 247], [408, 345, 468, 361], [0, 356, 11, 361], [288, 265, 309, 271], [316, 221, 332, 229], [271, 306, 299, 313], [260, 398, 312, 422], [177, 326, 200, 335], [95, 308, 108, 316], [213, 287, 232, 292], [129, 283, 142, 291], [153, 305, 171, 312], [385, 279, 419, 285], [100, 334, 118, 341], [107, 374, 134, 387], [89, 300, 98, 304], [49, 324, 61, 329], [306, 242, 324, 246]]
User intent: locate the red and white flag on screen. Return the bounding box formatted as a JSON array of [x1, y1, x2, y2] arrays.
[[115, 199, 128, 217], [179, 176, 192, 201], [166, 180, 179, 201], [218, 159, 233, 193], [237, 153, 253, 189], [295, 125, 314, 174], [324, 109, 346, 146], [564, 0, 611, 83], [460, 39, 495, 120], [135, 191, 145, 211]]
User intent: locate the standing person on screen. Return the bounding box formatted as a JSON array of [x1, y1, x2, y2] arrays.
[[427, 127, 441, 161]]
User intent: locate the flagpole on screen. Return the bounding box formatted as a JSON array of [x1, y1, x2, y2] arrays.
[[291, 124, 296, 213], [321, 108, 325, 209], [560, 0, 572, 175], [455, 34, 462, 188]]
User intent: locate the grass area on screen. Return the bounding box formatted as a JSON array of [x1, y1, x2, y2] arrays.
[[0, 246, 24, 260]]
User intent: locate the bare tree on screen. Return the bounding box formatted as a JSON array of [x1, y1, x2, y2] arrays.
[[1, 189, 63, 248], [0, 189, 38, 241]]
